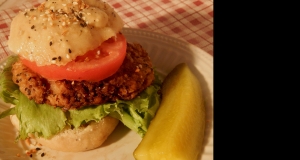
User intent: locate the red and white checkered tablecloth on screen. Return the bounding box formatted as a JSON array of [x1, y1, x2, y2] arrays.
[[0, 0, 213, 62]]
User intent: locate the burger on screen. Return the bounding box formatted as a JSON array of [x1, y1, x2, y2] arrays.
[[0, 0, 161, 152]]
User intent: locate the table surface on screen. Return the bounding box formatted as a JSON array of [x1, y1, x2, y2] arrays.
[[0, 0, 213, 62]]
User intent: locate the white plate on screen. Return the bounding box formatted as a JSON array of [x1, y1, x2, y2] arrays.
[[0, 28, 213, 160]]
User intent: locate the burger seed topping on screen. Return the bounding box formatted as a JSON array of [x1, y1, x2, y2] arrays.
[[51, 56, 62, 63], [8, 0, 124, 66], [41, 152, 45, 157]]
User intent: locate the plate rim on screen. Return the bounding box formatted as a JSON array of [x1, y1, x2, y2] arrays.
[[0, 28, 213, 160]]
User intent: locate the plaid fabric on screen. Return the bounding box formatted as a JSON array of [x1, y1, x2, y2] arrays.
[[0, 0, 213, 62]]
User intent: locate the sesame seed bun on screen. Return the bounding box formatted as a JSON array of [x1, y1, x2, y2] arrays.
[[8, 0, 124, 66], [10, 114, 119, 152]]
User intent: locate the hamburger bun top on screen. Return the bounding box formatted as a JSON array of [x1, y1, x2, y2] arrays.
[[8, 0, 124, 66]]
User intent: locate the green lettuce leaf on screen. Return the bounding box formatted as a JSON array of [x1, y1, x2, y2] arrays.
[[16, 93, 67, 139], [68, 84, 161, 137], [0, 55, 161, 139], [111, 84, 161, 136], [0, 107, 16, 119], [0, 55, 20, 104]]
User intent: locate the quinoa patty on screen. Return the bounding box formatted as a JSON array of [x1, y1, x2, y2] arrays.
[[12, 43, 155, 111]]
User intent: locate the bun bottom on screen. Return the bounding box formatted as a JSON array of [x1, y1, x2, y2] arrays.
[[10, 115, 119, 152]]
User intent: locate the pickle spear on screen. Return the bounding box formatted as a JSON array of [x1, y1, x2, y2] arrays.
[[133, 63, 206, 160]]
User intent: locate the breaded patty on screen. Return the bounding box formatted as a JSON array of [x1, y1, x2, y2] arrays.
[[12, 43, 154, 111]]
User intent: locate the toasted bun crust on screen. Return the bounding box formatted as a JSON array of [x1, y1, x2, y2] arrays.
[[8, 0, 124, 66], [10, 115, 119, 152]]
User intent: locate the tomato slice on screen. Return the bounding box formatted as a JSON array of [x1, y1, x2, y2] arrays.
[[21, 33, 127, 81]]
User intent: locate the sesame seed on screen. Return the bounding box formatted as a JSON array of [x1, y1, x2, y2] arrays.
[[62, 4, 66, 6], [73, 2, 78, 5], [66, 54, 70, 59], [80, 23, 87, 27], [87, 12, 91, 15], [41, 152, 45, 157]]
